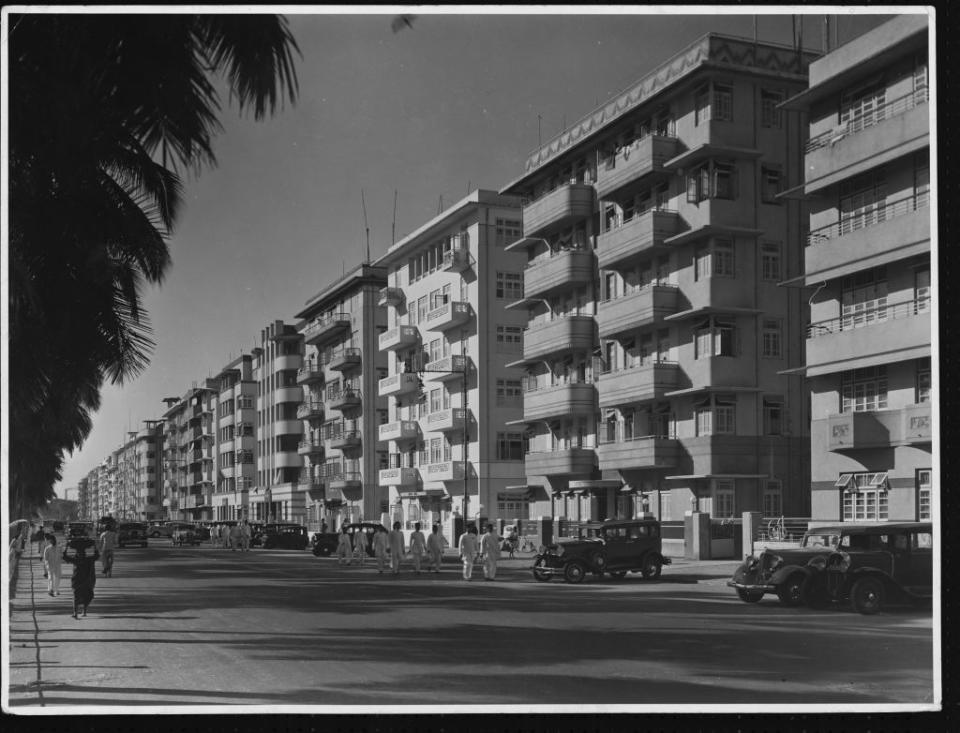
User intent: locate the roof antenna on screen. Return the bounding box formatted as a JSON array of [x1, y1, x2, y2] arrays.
[[361, 189, 370, 264], [392, 189, 398, 245], [438, 195, 443, 215], [467, 180, 471, 195]]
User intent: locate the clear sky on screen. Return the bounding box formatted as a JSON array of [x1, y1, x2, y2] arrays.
[[52, 7, 897, 494]]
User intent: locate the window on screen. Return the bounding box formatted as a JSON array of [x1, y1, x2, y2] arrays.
[[761, 90, 783, 128], [694, 247, 711, 282], [496, 325, 523, 353], [713, 239, 734, 276], [841, 267, 887, 330], [839, 174, 886, 235], [761, 166, 782, 203], [761, 242, 782, 281], [604, 272, 618, 300], [917, 469, 931, 521], [496, 379, 522, 406], [840, 81, 886, 132], [417, 296, 428, 324], [714, 480, 735, 518], [496, 271, 524, 300], [839, 472, 889, 521], [496, 432, 526, 460], [762, 319, 782, 358], [763, 481, 782, 517], [695, 85, 711, 125], [695, 395, 735, 436], [764, 399, 783, 435], [916, 359, 931, 403], [429, 388, 443, 413], [915, 267, 930, 313], [687, 161, 737, 202], [694, 319, 736, 359], [713, 84, 733, 122], [840, 366, 888, 413]]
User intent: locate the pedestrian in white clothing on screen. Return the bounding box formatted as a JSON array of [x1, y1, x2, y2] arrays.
[[409, 522, 426, 575], [228, 523, 242, 551], [457, 525, 480, 581], [42, 534, 63, 596], [388, 522, 405, 574], [373, 526, 389, 574], [426, 524, 443, 573], [336, 527, 353, 565], [479, 524, 501, 581], [239, 521, 251, 552], [353, 528, 368, 567]]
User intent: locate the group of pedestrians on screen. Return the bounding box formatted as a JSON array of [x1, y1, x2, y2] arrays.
[[333, 521, 502, 581], [36, 522, 119, 620], [208, 521, 252, 551]]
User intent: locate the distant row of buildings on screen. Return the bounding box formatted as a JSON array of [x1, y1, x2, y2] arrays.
[[77, 16, 933, 542]]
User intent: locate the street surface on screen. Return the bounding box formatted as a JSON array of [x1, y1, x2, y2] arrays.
[[7, 538, 934, 709]]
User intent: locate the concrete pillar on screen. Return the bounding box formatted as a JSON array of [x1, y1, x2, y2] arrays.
[[684, 511, 712, 560], [537, 517, 553, 547], [742, 511, 763, 559]]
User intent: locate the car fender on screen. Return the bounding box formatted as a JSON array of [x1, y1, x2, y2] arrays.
[[769, 564, 812, 587]]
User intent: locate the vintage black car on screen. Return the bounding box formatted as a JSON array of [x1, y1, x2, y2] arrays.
[[260, 523, 310, 550], [117, 522, 149, 548], [532, 518, 671, 584], [728, 521, 933, 614], [171, 523, 202, 546], [311, 532, 341, 557]]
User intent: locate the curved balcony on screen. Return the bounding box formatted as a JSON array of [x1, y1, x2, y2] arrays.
[[379, 287, 405, 307], [274, 453, 304, 470], [596, 362, 681, 408], [522, 315, 595, 362], [304, 312, 351, 346], [525, 448, 595, 477], [296, 401, 324, 421], [298, 440, 324, 457], [378, 420, 420, 444], [274, 419, 304, 435], [523, 249, 595, 299], [329, 431, 362, 452], [329, 348, 362, 374], [425, 301, 472, 332], [596, 285, 680, 339], [424, 355, 471, 382], [329, 472, 362, 492], [597, 210, 681, 270], [379, 466, 420, 487], [297, 361, 325, 385], [596, 436, 681, 471], [379, 325, 419, 352], [595, 135, 679, 200], [522, 183, 594, 236], [523, 383, 596, 422], [379, 373, 421, 398], [328, 388, 362, 413]]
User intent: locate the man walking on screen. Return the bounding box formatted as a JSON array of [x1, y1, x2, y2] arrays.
[[239, 521, 252, 552], [427, 524, 444, 574], [228, 523, 242, 552], [409, 522, 426, 575], [457, 525, 479, 581], [336, 527, 353, 565], [388, 522, 405, 575], [63, 541, 99, 618], [352, 527, 368, 567], [42, 534, 63, 596], [98, 524, 118, 577], [373, 526, 389, 574], [479, 524, 501, 581]]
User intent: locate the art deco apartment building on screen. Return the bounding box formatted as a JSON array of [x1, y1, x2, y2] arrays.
[[294, 264, 389, 531], [132, 420, 163, 521], [374, 190, 528, 540], [251, 321, 304, 523], [782, 15, 932, 522], [160, 384, 218, 522], [212, 354, 258, 522], [83, 456, 114, 520], [501, 34, 815, 523], [77, 478, 90, 520]]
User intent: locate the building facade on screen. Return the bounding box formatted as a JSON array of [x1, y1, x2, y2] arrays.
[[160, 384, 217, 522], [501, 33, 815, 524], [213, 354, 257, 522], [251, 321, 305, 523], [374, 190, 528, 542], [295, 264, 389, 532], [784, 15, 932, 522]]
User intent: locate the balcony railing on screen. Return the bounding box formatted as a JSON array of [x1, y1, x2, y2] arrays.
[[425, 301, 471, 332], [329, 347, 362, 372], [379, 325, 419, 352], [379, 372, 422, 397], [805, 88, 929, 154], [806, 191, 930, 247], [328, 388, 362, 412], [806, 298, 930, 340], [379, 466, 420, 487], [442, 247, 470, 272], [378, 420, 420, 443], [423, 354, 470, 381], [296, 402, 324, 420], [304, 312, 351, 345], [329, 430, 362, 451], [297, 440, 324, 456], [378, 286, 405, 307], [296, 362, 324, 385]]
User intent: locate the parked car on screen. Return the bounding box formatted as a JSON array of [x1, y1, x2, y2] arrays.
[[171, 523, 201, 546], [96, 516, 117, 535], [532, 518, 671, 584], [728, 522, 933, 614], [342, 522, 388, 557], [311, 532, 341, 557], [116, 522, 149, 548], [147, 521, 175, 538], [259, 523, 310, 550], [66, 522, 94, 540]]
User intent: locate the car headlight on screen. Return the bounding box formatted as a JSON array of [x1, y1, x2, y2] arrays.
[[829, 551, 851, 572], [807, 556, 827, 571], [767, 554, 784, 572], [554, 545, 564, 557]]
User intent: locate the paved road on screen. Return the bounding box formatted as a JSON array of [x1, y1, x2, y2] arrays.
[[7, 538, 935, 709]]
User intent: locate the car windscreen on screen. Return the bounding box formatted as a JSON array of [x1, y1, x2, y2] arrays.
[[801, 533, 839, 549]]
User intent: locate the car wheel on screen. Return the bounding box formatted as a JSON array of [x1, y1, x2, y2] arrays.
[[737, 588, 764, 603], [850, 577, 884, 615], [563, 561, 586, 584], [776, 573, 806, 607], [532, 558, 551, 582], [610, 571, 627, 580], [640, 555, 662, 579]]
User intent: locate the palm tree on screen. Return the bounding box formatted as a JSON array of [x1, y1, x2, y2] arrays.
[[9, 14, 300, 512]]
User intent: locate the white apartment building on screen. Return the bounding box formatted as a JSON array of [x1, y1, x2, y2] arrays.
[[213, 354, 258, 522]]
